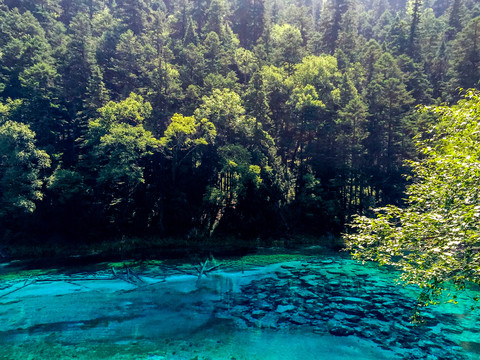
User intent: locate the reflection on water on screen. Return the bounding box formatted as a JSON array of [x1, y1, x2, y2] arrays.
[[0, 249, 479, 360]]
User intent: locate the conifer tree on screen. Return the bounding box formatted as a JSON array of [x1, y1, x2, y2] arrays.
[[318, 0, 350, 54], [448, 17, 480, 92]]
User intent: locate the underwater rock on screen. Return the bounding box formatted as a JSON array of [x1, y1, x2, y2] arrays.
[[341, 304, 365, 317], [232, 317, 249, 329], [381, 299, 398, 309], [368, 309, 389, 322], [342, 296, 370, 305], [209, 258, 469, 360], [443, 325, 464, 335], [327, 280, 341, 287], [240, 313, 257, 326], [418, 339, 437, 350], [257, 293, 268, 300], [276, 304, 296, 313], [275, 271, 291, 279], [302, 304, 322, 316], [327, 320, 355, 336], [333, 312, 361, 324], [294, 288, 318, 300], [254, 300, 273, 310], [419, 311, 440, 327], [251, 309, 266, 319], [357, 328, 376, 340], [257, 312, 279, 329], [230, 305, 250, 317], [275, 279, 290, 288], [289, 314, 308, 325], [319, 259, 334, 265], [299, 275, 315, 284], [326, 270, 347, 276]]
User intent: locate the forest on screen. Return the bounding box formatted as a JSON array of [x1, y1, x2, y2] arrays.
[[0, 0, 479, 249]]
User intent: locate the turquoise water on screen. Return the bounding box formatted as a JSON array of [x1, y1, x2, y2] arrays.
[[0, 249, 479, 359]]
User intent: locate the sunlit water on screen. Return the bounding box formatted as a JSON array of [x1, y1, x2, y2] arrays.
[[0, 248, 479, 359]]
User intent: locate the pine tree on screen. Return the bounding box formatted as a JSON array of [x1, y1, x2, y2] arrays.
[[446, 0, 465, 40], [62, 12, 96, 117], [365, 52, 414, 205], [114, 0, 149, 35], [110, 29, 147, 98], [233, 0, 267, 48], [336, 94, 369, 218], [244, 71, 271, 131], [318, 0, 350, 54], [203, 0, 228, 40], [183, 16, 199, 45], [336, 8, 362, 63], [408, 0, 422, 59], [448, 17, 480, 92]]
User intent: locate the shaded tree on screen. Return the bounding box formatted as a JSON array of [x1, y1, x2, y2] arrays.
[[0, 121, 50, 221], [365, 52, 414, 205], [448, 17, 480, 93], [317, 0, 350, 54]]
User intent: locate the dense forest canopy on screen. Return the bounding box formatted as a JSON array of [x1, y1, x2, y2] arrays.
[[0, 0, 479, 245]]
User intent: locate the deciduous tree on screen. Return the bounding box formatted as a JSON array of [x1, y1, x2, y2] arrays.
[[345, 91, 480, 311]]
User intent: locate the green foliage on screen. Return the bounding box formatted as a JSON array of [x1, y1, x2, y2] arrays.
[[89, 93, 152, 132], [96, 123, 158, 187], [206, 144, 263, 208], [194, 88, 246, 145], [270, 24, 303, 68], [234, 47, 258, 82], [110, 30, 148, 97], [160, 113, 216, 182], [161, 113, 216, 150], [0, 8, 53, 99], [289, 55, 339, 89], [288, 85, 325, 112], [84, 93, 158, 216], [0, 99, 22, 125], [47, 168, 87, 204], [203, 71, 240, 93], [0, 0, 478, 243], [19, 62, 60, 99], [203, 0, 228, 39], [0, 121, 50, 216], [345, 91, 480, 308], [364, 51, 415, 205]]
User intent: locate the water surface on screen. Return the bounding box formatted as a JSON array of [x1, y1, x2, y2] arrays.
[[0, 248, 479, 359]]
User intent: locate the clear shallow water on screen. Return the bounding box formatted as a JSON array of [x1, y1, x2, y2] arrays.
[[0, 249, 479, 360]]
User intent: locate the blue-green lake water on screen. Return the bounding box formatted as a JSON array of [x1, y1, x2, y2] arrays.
[[0, 248, 479, 359]]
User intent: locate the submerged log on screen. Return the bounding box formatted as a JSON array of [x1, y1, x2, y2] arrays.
[[195, 259, 222, 286], [0, 279, 36, 298]]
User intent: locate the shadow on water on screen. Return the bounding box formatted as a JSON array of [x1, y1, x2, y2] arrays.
[[1, 242, 339, 275], [0, 314, 138, 339], [0, 244, 259, 274]]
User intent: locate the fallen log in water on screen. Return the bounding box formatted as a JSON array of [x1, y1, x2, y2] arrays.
[[0, 279, 36, 298], [196, 259, 222, 287]]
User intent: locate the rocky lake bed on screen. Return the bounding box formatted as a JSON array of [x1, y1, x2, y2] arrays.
[[0, 249, 479, 359]]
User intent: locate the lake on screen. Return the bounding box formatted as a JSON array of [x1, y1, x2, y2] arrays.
[[0, 246, 479, 359]]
